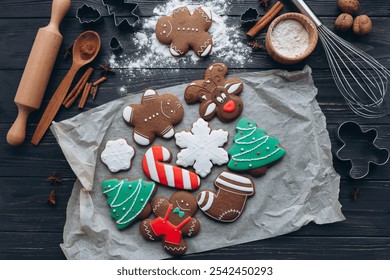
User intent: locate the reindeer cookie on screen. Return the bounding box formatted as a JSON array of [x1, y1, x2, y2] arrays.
[[155, 6, 213, 57], [139, 191, 200, 256], [184, 63, 244, 123], [122, 89, 184, 146]]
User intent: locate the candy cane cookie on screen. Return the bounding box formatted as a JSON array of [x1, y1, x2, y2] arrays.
[[142, 146, 201, 190]]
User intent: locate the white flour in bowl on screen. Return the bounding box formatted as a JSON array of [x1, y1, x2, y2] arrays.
[[270, 19, 309, 58]]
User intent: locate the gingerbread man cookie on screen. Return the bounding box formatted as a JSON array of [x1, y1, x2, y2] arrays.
[[155, 6, 213, 57], [184, 63, 244, 123], [139, 191, 200, 256], [122, 89, 184, 146]]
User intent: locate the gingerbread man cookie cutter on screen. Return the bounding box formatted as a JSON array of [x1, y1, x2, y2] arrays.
[[155, 6, 213, 57], [336, 121, 389, 179]]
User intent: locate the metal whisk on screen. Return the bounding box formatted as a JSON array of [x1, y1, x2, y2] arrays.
[[290, 0, 390, 118]]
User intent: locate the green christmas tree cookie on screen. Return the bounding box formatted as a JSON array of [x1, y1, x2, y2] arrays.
[[102, 178, 156, 230], [228, 118, 286, 177]]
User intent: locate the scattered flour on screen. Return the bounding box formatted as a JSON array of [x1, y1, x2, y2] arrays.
[[108, 0, 252, 95], [270, 19, 309, 58]]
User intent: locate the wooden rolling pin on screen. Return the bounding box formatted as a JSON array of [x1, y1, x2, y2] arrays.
[[6, 0, 71, 146]]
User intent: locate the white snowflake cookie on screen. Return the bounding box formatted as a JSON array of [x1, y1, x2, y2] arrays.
[[175, 118, 229, 177], [101, 139, 135, 173]]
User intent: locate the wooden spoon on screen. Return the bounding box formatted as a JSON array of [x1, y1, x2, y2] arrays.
[[31, 31, 101, 145]]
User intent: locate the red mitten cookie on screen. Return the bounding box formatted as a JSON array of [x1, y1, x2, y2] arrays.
[[184, 63, 244, 122], [155, 6, 213, 57], [122, 89, 184, 146], [197, 171, 254, 222], [139, 191, 201, 256]]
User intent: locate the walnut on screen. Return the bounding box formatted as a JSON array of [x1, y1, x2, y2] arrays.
[[335, 13, 353, 31], [338, 0, 359, 15], [353, 15, 372, 35]]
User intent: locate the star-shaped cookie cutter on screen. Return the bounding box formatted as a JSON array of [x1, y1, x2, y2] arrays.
[[102, 0, 141, 29], [336, 121, 389, 179]]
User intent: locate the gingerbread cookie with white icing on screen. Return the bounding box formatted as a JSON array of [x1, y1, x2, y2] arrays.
[[139, 191, 200, 256], [184, 63, 244, 123], [155, 6, 213, 57], [122, 89, 184, 146]]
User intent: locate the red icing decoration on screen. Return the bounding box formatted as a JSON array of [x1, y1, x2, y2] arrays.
[[142, 146, 200, 190], [257, 152, 260, 155], [150, 204, 192, 245], [223, 100, 235, 112]]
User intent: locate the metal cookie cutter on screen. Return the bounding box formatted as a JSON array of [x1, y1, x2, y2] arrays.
[[109, 36, 123, 53], [336, 121, 390, 179], [240, 7, 259, 27], [76, 4, 102, 24], [102, 0, 141, 29]]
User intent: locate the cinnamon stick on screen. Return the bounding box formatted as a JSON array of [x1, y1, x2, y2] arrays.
[[78, 82, 92, 109], [63, 67, 94, 108], [90, 85, 99, 100], [246, 1, 284, 38], [92, 76, 107, 87]]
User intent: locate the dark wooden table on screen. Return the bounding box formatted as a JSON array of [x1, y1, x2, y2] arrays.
[[1, 0, 390, 260]]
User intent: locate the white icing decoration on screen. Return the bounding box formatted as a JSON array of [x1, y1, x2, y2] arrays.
[[215, 178, 253, 193], [134, 132, 150, 146], [100, 139, 135, 172], [170, 47, 180, 56], [226, 82, 242, 94], [219, 171, 252, 185], [144, 89, 157, 97], [201, 6, 212, 21], [200, 192, 214, 211], [200, 42, 212, 57], [232, 126, 281, 162], [175, 118, 229, 177], [204, 103, 216, 117], [122, 106, 133, 123]]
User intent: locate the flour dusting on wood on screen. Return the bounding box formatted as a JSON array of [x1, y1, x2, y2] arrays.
[[107, 0, 251, 95]]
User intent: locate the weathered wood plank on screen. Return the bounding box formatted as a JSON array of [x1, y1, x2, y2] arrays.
[[0, 17, 389, 70], [0, 232, 389, 259], [0, 0, 389, 18]]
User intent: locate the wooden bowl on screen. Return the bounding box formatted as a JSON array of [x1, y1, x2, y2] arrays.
[[265, 13, 318, 65]]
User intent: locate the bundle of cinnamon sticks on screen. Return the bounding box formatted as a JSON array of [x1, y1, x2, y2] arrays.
[[246, 1, 284, 38], [62, 67, 107, 109]]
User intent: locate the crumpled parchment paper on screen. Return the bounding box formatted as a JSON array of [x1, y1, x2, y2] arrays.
[[51, 66, 345, 260]]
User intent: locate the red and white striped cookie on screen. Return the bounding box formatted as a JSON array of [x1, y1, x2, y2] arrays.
[[142, 146, 201, 190]]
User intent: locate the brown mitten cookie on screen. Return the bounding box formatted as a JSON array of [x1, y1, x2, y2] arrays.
[[155, 6, 213, 57], [122, 89, 184, 146], [197, 171, 254, 222], [185, 63, 244, 123], [139, 191, 200, 256]]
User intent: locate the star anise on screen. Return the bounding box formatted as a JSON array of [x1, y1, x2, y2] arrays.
[[259, 0, 271, 9], [352, 187, 360, 202], [64, 44, 73, 59], [99, 64, 116, 76], [48, 190, 56, 206], [47, 171, 62, 185], [248, 40, 265, 51]]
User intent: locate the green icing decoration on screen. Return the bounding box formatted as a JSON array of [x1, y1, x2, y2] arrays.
[[228, 118, 286, 171], [102, 178, 155, 230]]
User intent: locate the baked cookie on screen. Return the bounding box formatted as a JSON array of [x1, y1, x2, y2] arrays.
[[175, 118, 229, 178], [122, 89, 184, 146], [142, 145, 201, 190], [100, 139, 135, 173], [184, 63, 244, 122], [102, 178, 156, 230], [228, 118, 286, 177], [155, 6, 213, 57], [139, 191, 200, 256], [197, 171, 254, 222]]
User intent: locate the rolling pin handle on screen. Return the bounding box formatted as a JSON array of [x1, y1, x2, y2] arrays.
[[48, 0, 72, 31], [6, 105, 31, 146]]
